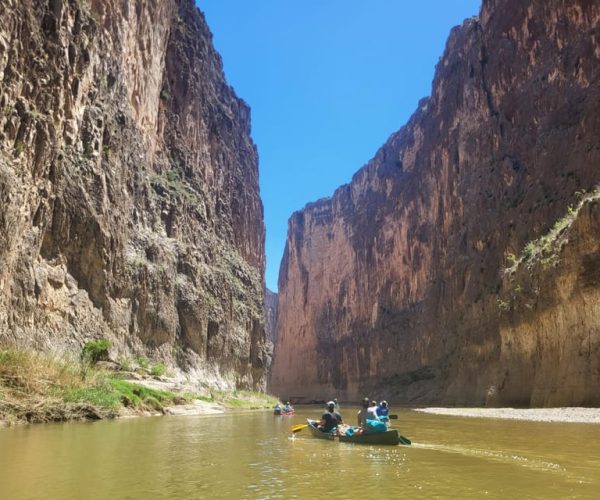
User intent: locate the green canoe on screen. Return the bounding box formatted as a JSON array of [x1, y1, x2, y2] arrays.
[[306, 419, 401, 445], [307, 419, 335, 440]]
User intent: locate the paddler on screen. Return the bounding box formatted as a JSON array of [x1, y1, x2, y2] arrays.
[[357, 397, 379, 426], [318, 401, 343, 434]]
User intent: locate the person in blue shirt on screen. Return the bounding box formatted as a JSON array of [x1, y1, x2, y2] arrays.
[[283, 402, 294, 413], [376, 400, 389, 418]]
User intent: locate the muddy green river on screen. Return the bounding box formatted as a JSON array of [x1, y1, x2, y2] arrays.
[[1, 407, 599, 499]]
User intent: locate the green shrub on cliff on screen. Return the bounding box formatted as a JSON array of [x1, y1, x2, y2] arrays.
[[505, 190, 600, 275], [150, 363, 167, 377], [135, 356, 149, 369], [150, 170, 205, 207], [81, 339, 111, 365], [13, 142, 26, 156], [497, 298, 510, 311]]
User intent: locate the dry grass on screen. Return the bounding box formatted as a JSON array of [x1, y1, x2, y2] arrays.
[[0, 350, 116, 424], [0, 399, 116, 424], [0, 350, 279, 425], [0, 350, 181, 425], [0, 350, 82, 394]]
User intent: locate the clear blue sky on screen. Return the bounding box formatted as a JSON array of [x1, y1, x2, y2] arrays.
[[198, 1, 481, 291]]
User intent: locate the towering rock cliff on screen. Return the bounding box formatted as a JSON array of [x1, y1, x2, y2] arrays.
[[265, 288, 278, 347], [272, 0, 600, 406], [264, 287, 278, 387], [0, 0, 267, 389]]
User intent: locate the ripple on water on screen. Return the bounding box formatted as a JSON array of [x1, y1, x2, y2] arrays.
[[412, 442, 566, 473], [2, 410, 600, 499]]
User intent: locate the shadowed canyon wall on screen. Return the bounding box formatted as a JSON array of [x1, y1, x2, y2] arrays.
[[264, 287, 278, 388], [265, 288, 278, 348], [272, 0, 600, 406], [0, 0, 267, 389]]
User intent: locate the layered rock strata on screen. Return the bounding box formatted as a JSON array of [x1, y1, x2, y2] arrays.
[[272, 0, 600, 405], [0, 0, 267, 389]]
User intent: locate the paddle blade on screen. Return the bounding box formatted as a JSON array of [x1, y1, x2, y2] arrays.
[[388, 414, 398, 419], [291, 424, 308, 433], [399, 435, 411, 445]]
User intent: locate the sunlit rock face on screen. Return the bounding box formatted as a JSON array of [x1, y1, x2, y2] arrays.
[[0, 0, 267, 390], [272, 0, 600, 405]]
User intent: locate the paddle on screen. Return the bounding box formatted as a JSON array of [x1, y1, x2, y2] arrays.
[[291, 423, 308, 433], [381, 415, 410, 444]]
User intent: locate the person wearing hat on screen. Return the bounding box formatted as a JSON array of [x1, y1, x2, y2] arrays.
[[376, 400, 389, 418], [318, 401, 343, 433], [354, 397, 387, 435], [357, 397, 380, 426]]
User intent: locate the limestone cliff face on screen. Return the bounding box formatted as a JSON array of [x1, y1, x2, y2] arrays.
[[264, 287, 278, 387], [0, 0, 267, 389], [272, 0, 600, 405], [265, 288, 278, 346]]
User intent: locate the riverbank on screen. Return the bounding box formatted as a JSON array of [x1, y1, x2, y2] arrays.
[[0, 349, 278, 426], [414, 407, 600, 424]]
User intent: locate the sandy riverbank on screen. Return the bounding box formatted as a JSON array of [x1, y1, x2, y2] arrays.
[[414, 407, 600, 424]]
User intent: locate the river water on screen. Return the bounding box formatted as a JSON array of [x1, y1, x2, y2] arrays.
[[1, 406, 599, 499]]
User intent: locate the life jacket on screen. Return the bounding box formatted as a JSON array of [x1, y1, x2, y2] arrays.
[[365, 419, 387, 433], [376, 406, 389, 417]]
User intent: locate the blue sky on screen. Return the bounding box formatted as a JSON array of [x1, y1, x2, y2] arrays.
[[199, 1, 481, 291]]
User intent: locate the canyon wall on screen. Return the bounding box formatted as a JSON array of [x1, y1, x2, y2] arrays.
[[0, 0, 267, 389], [265, 288, 278, 347], [272, 0, 600, 406], [264, 287, 278, 388]]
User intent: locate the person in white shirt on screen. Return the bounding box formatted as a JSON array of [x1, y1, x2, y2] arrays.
[[357, 397, 380, 426]]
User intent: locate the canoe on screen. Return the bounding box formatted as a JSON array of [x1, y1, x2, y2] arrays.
[[307, 419, 335, 440], [339, 429, 400, 445], [306, 419, 401, 445]]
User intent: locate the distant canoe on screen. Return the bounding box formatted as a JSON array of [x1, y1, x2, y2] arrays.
[[274, 410, 295, 416], [307, 419, 401, 445]]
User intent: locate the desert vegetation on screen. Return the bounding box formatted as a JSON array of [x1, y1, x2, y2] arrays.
[[0, 341, 278, 426]]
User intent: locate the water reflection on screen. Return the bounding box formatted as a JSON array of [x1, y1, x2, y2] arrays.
[[1, 407, 599, 499]]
